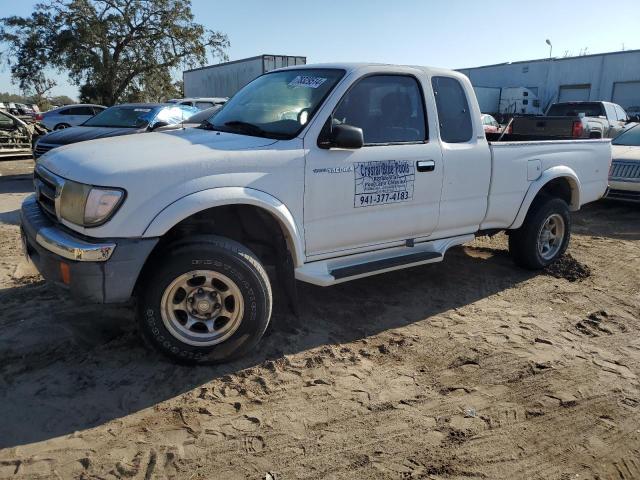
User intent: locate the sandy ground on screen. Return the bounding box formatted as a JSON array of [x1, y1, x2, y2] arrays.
[[0, 158, 639, 479]]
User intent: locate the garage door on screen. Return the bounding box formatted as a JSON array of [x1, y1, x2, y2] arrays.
[[612, 81, 640, 109], [558, 84, 591, 102]]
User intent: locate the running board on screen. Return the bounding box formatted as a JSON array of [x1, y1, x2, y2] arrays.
[[330, 251, 442, 279], [295, 234, 474, 287]]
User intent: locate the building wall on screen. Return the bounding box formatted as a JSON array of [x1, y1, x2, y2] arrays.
[[457, 50, 640, 110], [184, 55, 306, 98]]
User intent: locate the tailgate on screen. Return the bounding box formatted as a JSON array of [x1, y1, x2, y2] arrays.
[[512, 116, 576, 138]]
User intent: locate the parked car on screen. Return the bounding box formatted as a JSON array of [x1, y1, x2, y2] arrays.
[[33, 103, 199, 158], [14, 103, 36, 117], [0, 109, 47, 157], [481, 114, 500, 134], [0, 102, 7, 111], [510, 101, 630, 139], [37, 104, 106, 131], [168, 97, 228, 110], [0, 109, 33, 158], [22, 63, 610, 363], [605, 124, 640, 202]]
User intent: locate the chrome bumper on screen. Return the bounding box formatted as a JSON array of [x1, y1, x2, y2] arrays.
[[21, 194, 159, 303], [35, 225, 116, 262], [22, 194, 116, 262]]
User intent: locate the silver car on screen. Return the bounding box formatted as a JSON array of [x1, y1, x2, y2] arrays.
[[38, 104, 106, 130]]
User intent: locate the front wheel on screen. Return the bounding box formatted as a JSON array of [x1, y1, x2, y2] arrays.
[[509, 196, 571, 269], [137, 236, 272, 364]]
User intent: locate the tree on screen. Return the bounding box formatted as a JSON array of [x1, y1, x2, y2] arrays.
[[0, 0, 229, 105], [25, 73, 57, 105]]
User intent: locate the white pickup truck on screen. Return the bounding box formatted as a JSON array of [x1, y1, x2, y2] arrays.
[[22, 63, 611, 363]]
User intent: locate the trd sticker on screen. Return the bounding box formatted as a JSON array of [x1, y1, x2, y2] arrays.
[[354, 160, 415, 207], [312, 166, 353, 174]]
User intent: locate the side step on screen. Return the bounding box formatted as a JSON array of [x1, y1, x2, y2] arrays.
[[330, 251, 442, 280], [295, 234, 474, 286]]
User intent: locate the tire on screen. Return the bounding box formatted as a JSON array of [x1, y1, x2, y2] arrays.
[[137, 235, 272, 364], [508, 196, 571, 270], [53, 123, 70, 130]]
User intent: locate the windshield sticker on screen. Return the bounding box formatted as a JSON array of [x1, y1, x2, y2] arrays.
[[134, 108, 151, 112], [354, 160, 415, 208], [288, 76, 327, 89]]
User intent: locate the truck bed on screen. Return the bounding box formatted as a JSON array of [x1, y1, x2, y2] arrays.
[[480, 138, 611, 230]]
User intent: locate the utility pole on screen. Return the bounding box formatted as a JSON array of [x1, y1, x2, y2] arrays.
[[544, 39, 553, 112]]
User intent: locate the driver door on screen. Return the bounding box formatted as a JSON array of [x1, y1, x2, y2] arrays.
[[303, 74, 443, 257]]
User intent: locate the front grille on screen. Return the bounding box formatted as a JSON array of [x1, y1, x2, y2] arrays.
[[33, 165, 64, 219], [610, 160, 640, 182], [33, 143, 57, 158]]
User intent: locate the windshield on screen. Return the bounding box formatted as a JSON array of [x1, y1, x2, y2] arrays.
[[612, 124, 640, 146], [83, 105, 161, 128], [547, 103, 604, 117], [208, 68, 345, 139]]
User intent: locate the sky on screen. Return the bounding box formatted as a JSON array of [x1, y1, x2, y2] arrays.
[[1, 0, 639, 100]]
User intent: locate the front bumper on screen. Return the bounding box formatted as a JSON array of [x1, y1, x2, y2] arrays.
[[21, 195, 158, 303], [605, 179, 640, 203]]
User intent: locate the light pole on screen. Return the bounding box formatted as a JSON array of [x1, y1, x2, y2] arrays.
[[544, 39, 553, 112]]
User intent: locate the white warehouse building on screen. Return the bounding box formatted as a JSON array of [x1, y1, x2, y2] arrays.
[[457, 49, 640, 113]]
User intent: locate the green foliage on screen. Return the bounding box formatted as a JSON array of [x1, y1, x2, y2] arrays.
[[0, 92, 75, 111], [1, 0, 229, 105]]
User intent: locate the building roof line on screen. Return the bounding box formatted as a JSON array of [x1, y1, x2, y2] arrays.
[[457, 48, 640, 72], [184, 54, 307, 73]]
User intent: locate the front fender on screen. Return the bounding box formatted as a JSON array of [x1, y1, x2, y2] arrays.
[[510, 166, 581, 230], [143, 187, 305, 267]]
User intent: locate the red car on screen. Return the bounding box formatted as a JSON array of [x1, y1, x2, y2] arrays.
[[481, 114, 500, 133]]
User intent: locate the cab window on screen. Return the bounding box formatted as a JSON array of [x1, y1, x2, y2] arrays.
[[615, 105, 628, 122], [432, 76, 473, 143], [332, 75, 427, 145]]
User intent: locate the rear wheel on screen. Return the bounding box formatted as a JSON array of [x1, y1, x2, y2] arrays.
[[137, 236, 272, 364], [509, 196, 571, 269]]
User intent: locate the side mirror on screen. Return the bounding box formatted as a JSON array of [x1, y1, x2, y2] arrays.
[[321, 124, 364, 149]]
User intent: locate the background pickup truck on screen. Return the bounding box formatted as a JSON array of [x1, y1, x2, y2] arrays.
[[21, 63, 611, 364], [510, 101, 631, 139]]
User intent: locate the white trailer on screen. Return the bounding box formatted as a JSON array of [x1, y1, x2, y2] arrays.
[[184, 54, 306, 98], [499, 87, 542, 115]]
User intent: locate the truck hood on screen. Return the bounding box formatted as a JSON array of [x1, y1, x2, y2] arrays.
[[612, 145, 640, 162], [38, 128, 279, 183]]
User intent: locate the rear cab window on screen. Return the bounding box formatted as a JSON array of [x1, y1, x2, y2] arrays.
[[195, 101, 215, 109], [431, 76, 473, 143], [547, 103, 604, 117]]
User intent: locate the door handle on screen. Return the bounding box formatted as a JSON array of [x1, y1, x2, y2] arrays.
[[416, 160, 435, 172]]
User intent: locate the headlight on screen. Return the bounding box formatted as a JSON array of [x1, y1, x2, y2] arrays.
[[59, 180, 125, 227]]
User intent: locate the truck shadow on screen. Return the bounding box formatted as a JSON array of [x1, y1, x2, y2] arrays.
[[0, 244, 532, 448]]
